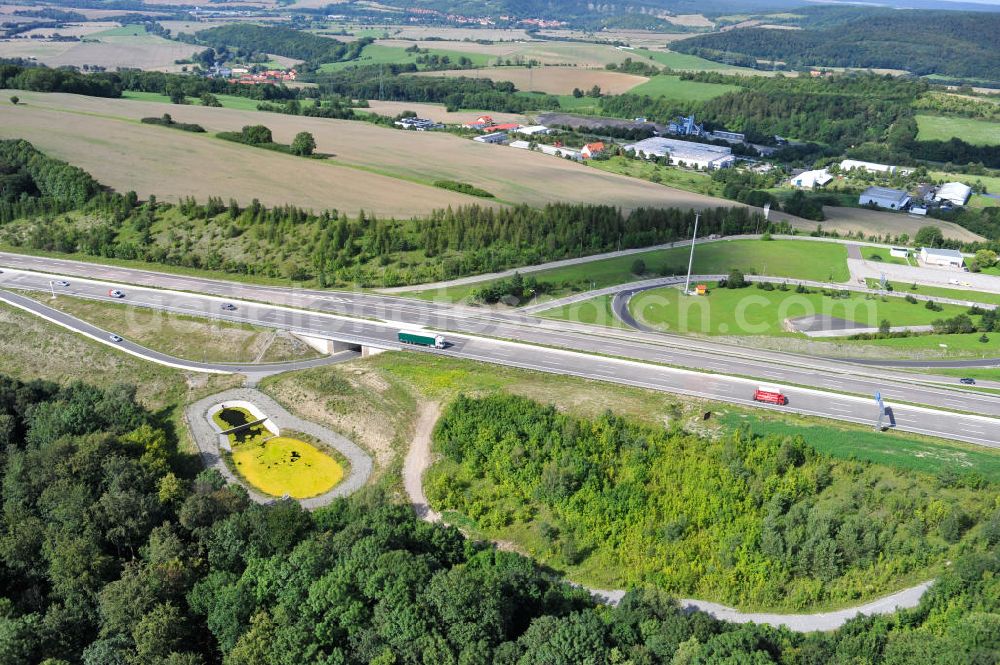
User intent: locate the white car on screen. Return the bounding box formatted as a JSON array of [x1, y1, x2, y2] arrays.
[[108, 289, 125, 298], [109, 334, 123, 343], [55, 280, 70, 287]]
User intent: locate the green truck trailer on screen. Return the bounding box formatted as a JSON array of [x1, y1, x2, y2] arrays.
[[398, 330, 446, 349]]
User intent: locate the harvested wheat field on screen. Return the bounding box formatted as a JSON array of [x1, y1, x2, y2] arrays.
[[0, 34, 199, 71], [378, 38, 637, 67], [415, 66, 648, 95], [0, 92, 484, 216], [1, 90, 753, 215], [362, 100, 527, 125]]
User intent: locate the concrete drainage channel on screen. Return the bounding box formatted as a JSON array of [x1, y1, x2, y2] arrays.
[[186, 388, 372, 509]]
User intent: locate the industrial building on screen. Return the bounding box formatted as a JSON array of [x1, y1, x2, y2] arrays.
[[840, 159, 898, 175], [509, 141, 582, 159], [858, 186, 910, 210], [791, 169, 833, 189], [667, 114, 704, 137], [623, 137, 734, 170], [935, 182, 972, 206], [394, 117, 442, 131], [709, 130, 746, 143], [514, 125, 551, 136], [473, 132, 507, 144], [919, 247, 964, 268]]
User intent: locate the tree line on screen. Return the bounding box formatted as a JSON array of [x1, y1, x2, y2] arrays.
[[179, 25, 373, 71], [0, 139, 102, 223]]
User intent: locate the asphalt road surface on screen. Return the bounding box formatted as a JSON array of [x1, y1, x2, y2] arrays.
[[0, 288, 361, 377], [1, 260, 999, 447]]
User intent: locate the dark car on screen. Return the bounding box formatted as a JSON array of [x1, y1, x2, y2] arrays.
[[221, 303, 238, 311], [960, 378, 976, 385]]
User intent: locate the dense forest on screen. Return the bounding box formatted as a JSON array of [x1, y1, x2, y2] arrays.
[[0, 140, 780, 287], [2, 375, 1000, 663], [671, 9, 1000, 82], [311, 64, 559, 114], [0, 139, 103, 222], [428, 393, 997, 610], [182, 25, 372, 69]]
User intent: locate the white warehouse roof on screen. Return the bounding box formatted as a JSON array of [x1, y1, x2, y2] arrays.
[[859, 186, 910, 210], [792, 169, 832, 188], [515, 125, 550, 135], [921, 247, 964, 260], [623, 137, 733, 169], [841, 159, 895, 174], [935, 182, 972, 206]]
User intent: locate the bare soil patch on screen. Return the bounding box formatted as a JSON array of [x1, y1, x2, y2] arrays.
[[0, 34, 199, 71], [799, 206, 984, 243]]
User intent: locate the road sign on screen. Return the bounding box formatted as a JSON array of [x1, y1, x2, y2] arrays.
[[874, 391, 881, 403]]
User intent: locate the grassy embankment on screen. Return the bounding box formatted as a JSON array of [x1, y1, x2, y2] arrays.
[[864, 278, 1000, 306], [0, 301, 242, 458], [626, 281, 972, 336], [859, 245, 913, 266], [34, 292, 320, 363], [413, 239, 850, 303]]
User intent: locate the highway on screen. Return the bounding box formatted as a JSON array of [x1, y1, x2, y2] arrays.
[[1, 258, 999, 447]]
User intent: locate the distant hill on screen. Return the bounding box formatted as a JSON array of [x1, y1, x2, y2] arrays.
[[671, 8, 1000, 82]]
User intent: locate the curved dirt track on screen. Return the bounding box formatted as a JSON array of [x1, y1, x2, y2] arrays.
[[402, 403, 933, 630]]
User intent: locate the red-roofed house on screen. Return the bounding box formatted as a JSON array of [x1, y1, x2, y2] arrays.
[[463, 115, 494, 129], [484, 122, 522, 133], [582, 142, 605, 159]]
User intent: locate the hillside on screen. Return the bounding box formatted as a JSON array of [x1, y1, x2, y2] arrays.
[[672, 9, 1000, 82]]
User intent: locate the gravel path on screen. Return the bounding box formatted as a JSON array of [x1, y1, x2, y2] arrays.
[[185, 388, 372, 509], [403, 402, 441, 522], [401, 403, 934, 630]]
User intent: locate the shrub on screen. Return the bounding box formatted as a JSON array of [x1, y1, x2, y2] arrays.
[[725, 268, 747, 289], [433, 180, 494, 198], [905, 294, 918, 304], [291, 131, 316, 156], [630, 259, 646, 276]]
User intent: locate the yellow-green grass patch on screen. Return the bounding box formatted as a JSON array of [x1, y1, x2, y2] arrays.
[[213, 407, 344, 498], [628, 74, 739, 101], [232, 436, 344, 499], [916, 114, 1000, 146]]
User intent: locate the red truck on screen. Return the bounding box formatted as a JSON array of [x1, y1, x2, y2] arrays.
[[753, 385, 787, 405]]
